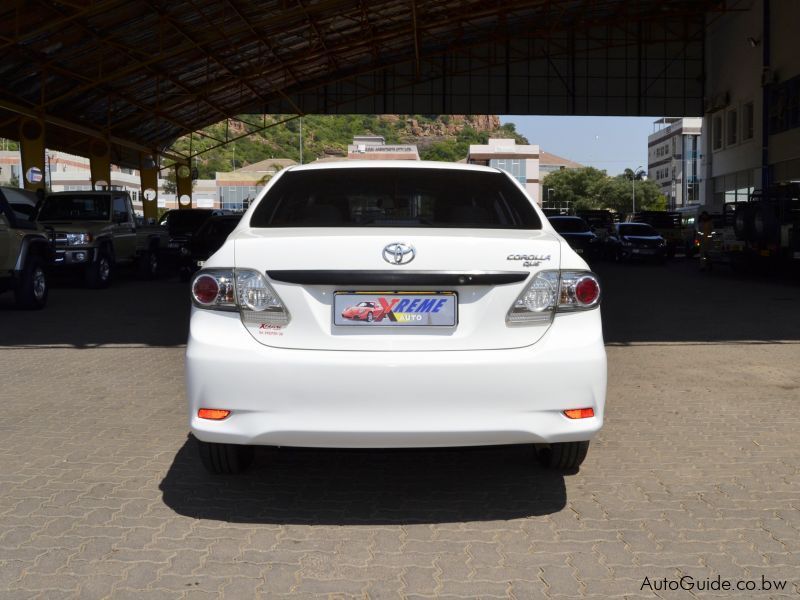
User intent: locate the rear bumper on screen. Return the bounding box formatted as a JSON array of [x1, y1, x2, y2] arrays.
[[186, 309, 607, 448]]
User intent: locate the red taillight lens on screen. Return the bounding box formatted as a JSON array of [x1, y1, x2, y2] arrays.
[[575, 277, 600, 305], [192, 275, 219, 305], [564, 408, 594, 419], [198, 408, 231, 420]]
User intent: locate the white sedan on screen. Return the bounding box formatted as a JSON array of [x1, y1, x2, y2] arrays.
[[186, 161, 606, 474]]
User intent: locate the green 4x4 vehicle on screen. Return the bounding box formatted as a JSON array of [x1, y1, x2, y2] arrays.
[[0, 187, 53, 309], [37, 190, 167, 288]]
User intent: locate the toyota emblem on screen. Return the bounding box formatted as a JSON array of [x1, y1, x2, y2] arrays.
[[382, 242, 415, 265]]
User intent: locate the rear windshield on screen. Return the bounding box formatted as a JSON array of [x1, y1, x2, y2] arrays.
[[38, 194, 110, 221], [549, 217, 590, 233], [619, 223, 658, 237], [250, 168, 541, 229], [161, 210, 215, 233]]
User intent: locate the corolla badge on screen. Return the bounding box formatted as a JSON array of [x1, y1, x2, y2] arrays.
[[383, 242, 415, 265], [507, 253, 551, 267]]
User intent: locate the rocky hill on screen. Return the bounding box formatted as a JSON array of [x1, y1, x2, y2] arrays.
[[169, 114, 525, 178]]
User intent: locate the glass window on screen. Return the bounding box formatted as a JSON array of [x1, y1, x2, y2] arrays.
[[251, 168, 541, 229], [113, 196, 129, 222], [742, 102, 754, 140], [39, 193, 111, 221], [713, 114, 723, 150], [726, 108, 738, 145]]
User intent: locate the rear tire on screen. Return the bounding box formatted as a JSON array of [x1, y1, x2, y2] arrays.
[[539, 441, 590, 470], [14, 256, 48, 310], [197, 439, 254, 474], [138, 247, 159, 280]]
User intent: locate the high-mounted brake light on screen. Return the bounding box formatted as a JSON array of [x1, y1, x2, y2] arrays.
[[564, 408, 594, 419]]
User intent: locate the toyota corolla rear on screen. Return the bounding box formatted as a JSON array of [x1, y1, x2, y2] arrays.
[[186, 162, 606, 473]]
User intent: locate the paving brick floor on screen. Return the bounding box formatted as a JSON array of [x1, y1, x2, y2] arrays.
[[1, 261, 799, 598]]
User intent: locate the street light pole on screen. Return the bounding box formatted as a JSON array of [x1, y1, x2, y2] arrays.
[[631, 165, 643, 215]]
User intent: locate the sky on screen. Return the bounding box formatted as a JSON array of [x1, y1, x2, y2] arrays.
[[500, 116, 657, 176]]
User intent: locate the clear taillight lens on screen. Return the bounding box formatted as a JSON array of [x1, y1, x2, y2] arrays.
[[507, 271, 559, 323], [236, 270, 290, 326], [507, 270, 600, 323], [191, 268, 290, 325]]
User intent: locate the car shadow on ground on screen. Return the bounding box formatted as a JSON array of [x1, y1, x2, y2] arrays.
[[0, 272, 190, 347], [159, 436, 567, 525]]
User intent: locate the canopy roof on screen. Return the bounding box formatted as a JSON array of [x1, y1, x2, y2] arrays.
[[0, 0, 723, 167]]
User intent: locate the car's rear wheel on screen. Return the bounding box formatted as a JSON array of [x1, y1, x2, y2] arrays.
[[539, 441, 590, 470], [197, 439, 254, 474]]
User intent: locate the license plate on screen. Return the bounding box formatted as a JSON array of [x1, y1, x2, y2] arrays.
[[575, 248, 583, 254], [168, 242, 180, 248], [633, 248, 654, 254], [334, 292, 457, 327]]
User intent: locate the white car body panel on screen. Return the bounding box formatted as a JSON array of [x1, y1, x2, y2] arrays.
[[187, 161, 606, 449]]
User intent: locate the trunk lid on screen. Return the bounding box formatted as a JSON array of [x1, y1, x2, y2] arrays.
[[233, 228, 561, 351]]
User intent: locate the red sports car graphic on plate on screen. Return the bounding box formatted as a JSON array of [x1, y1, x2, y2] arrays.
[[341, 301, 386, 322]]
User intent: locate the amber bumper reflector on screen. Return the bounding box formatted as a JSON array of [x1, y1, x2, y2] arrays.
[[198, 409, 231, 420], [564, 408, 595, 419]]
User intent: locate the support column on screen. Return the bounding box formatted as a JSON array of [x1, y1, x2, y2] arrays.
[[139, 153, 159, 223], [175, 163, 192, 209], [89, 138, 111, 190], [18, 117, 45, 192]]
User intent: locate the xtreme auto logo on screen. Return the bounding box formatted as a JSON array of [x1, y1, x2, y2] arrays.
[[375, 297, 449, 322]]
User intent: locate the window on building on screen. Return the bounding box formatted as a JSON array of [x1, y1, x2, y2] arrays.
[[726, 108, 738, 145], [712, 113, 723, 150], [742, 102, 754, 140]]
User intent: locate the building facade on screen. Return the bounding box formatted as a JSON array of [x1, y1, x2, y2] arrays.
[[647, 117, 704, 209], [703, 0, 800, 209], [467, 139, 540, 204]]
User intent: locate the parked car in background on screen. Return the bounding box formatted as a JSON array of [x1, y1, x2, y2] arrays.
[[160, 209, 228, 268], [627, 211, 682, 257], [576, 209, 617, 243], [178, 214, 241, 281], [0, 187, 53, 309], [607, 222, 667, 263], [37, 190, 167, 288], [547, 216, 601, 259]]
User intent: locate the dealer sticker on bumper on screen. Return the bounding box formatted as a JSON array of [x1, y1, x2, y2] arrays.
[[334, 292, 457, 327]]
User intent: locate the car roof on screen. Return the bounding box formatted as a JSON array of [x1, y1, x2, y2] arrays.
[[284, 160, 504, 175]]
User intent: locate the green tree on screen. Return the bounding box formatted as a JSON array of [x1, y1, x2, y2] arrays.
[[541, 167, 609, 209]]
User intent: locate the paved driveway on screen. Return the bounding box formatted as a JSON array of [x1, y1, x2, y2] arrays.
[[1, 261, 799, 599]]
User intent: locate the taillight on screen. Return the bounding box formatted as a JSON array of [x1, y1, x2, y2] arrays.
[[507, 270, 600, 323], [190, 269, 236, 310], [192, 275, 220, 305], [190, 268, 290, 325], [559, 271, 601, 310]]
